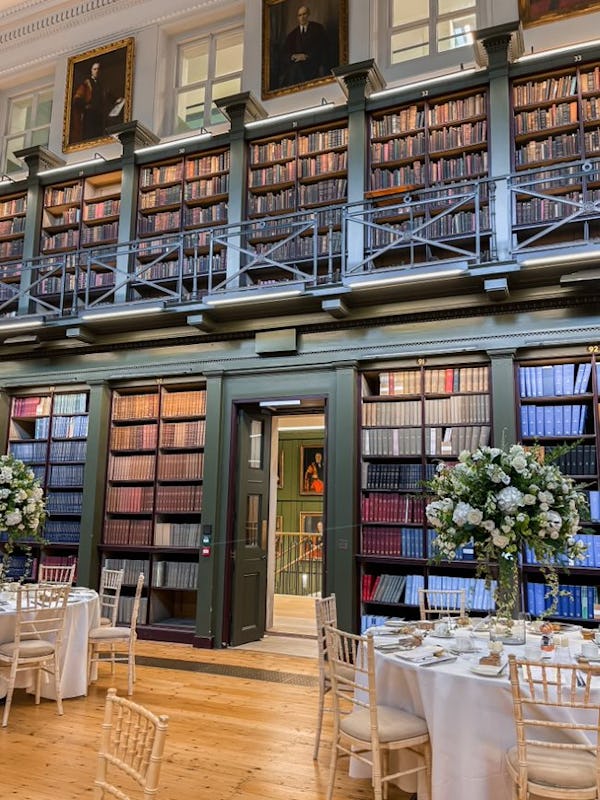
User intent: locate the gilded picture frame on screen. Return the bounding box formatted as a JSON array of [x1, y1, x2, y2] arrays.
[[300, 443, 324, 496], [262, 0, 349, 100], [519, 0, 600, 26], [63, 37, 135, 153], [299, 511, 323, 535]]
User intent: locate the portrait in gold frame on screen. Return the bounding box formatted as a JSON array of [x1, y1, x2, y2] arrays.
[[519, 0, 600, 27]]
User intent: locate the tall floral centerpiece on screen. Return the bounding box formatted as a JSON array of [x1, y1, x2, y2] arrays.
[[425, 444, 588, 624], [0, 453, 46, 582]]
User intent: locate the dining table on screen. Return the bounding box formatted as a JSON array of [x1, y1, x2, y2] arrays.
[[0, 585, 100, 701], [353, 620, 598, 800]]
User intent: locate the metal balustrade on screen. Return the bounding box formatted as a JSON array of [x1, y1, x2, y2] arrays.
[[275, 531, 322, 597], [3, 167, 600, 325]]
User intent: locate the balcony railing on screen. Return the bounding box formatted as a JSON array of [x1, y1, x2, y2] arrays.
[[2, 166, 600, 324]]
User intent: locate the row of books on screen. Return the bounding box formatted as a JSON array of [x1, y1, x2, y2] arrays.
[[103, 558, 150, 586], [361, 526, 475, 560], [44, 519, 80, 543], [362, 425, 490, 456], [155, 485, 203, 513], [363, 573, 407, 603], [520, 404, 588, 437], [378, 366, 489, 396], [588, 491, 600, 522], [154, 522, 202, 548], [49, 441, 87, 462], [110, 424, 158, 450], [518, 363, 593, 397], [524, 533, 600, 567], [526, 581, 598, 619], [363, 462, 436, 491], [543, 443, 597, 476], [361, 494, 426, 524], [153, 560, 198, 589], [118, 596, 148, 626], [427, 574, 497, 611], [48, 464, 85, 487], [46, 491, 83, 514], [113, 393, 160, 420], [422, 395, 490, 424], [103, 518, 153, 545]]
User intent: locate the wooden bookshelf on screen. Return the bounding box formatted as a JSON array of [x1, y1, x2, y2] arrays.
[[516, 355, 600, 623], [511, 59, 600, 246], [246, 120, 347, 281], [6, 390, 89, 578], [0, 191, 26, 307], [36, 171, 121, 303], [135, 147, 229, 295], [359, 363, 492, 627], [102, 383, 206, 642], [367, 87, 490, 266]]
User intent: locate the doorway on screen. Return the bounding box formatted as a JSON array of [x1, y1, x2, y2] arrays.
[[267, 411, 326, 638]]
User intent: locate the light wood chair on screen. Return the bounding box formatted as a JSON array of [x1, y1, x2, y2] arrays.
[[38, 561, 77, 584], [88, 572, 144, 696], [506, 654, 600, 800], [418, 588, 466, 620], [324, 624, 431, 800], [99, 567, 125, 627], [0, 582, 70, 726], [94, 687, 169, 800], [314, 594, 339, 759]]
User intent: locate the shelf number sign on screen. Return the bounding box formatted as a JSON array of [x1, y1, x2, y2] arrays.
[[417, 358, 427, 365], [587, 345, 600, 354]]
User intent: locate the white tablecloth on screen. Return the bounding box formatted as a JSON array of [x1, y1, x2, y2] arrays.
[[0, 588, 100, 700], [354, 629, 595, 800]]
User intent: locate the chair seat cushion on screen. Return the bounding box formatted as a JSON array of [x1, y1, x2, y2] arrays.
[[506, 744, 597, 791], [341, 704, 429, 744], [0, 639, 55, 658], [100, 616, 112, 626], [89, 626, 131, 641]]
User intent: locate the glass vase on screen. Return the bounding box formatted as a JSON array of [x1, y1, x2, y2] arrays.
[[494, 556, 527, 645]]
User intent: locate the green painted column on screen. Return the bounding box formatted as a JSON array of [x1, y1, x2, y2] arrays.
[[332, 60, 385, 272], [488, 349, 517, 446], [214, 92, 267, 289], [13, 146, 65, 314], [194, 371, 224, 646], [328, 363, 358, 632], [108, 121, 160, 305], [78, 381, 112, 589]]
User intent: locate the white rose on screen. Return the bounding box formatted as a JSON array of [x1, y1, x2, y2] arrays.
[[466, 508, 483, 525], [510, 455, 527, 473], [492, 531, 509, 548]]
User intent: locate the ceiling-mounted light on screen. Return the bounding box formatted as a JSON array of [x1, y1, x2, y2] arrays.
[[0, 316, 45, 332], [81, 302, 164, 321], [520, 249, 600, 267], [204, 284, 304, 306], [38, 153, 108, 177], [345, 262, 467, 289], [259, 399, 302, 408], [370, 68, 480, 100], [245, 99, 335, 130], [135, 129, 213, 156]]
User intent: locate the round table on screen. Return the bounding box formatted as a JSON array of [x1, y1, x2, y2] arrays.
[[357, 624, 595, 800], [0, 587, 100, 700]]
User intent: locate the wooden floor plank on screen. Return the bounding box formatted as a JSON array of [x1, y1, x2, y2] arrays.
[[0, 639, 412, 800]]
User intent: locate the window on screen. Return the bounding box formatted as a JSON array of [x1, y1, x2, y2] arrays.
[[387, 0, 476, 65], [2, 87, 53, 175], [174, 27, 243, 134]]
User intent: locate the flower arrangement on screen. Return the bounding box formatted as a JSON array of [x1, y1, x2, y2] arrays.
[[0, 453, 46, 582], [425, 444, 588, 620]]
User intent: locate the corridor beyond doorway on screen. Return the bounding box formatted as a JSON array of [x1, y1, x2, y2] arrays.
[[271, 594, 316, 637]]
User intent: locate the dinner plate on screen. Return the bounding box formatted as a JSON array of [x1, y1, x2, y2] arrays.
[[527, 622, 581, 635], [384, 618, 405, 627], [469, 661, 507, 677]]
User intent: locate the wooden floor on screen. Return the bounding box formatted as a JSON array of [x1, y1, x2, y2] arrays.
[[0, 635, 413, 800]]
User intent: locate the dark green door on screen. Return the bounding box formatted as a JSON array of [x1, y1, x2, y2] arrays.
[[230, 408, 270, 645]]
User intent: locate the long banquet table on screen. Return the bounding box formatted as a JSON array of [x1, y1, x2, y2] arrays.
[[0, 586, 100, 700], [354, 626, 597, 800]]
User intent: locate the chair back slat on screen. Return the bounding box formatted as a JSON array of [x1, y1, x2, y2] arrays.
[[95, 687, 169, 800], [16, 584, 70, 646], [99, 568, 125, 626], [418, 588, 466, 620], [38, 562, 77, 584]]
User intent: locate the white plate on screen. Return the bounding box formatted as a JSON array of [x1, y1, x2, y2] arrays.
[[527, 622, 581, 635], [469, 661, 507, 677], [429, 631, 454, 639], [384, 618, 405, 627]]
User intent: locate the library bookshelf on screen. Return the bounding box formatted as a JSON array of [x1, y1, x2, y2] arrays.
[[102, 383, 205, 642], [516, 355, 600, 622], [246, 119, 347, 283], [5, 390, 89, 580], [359, 363, 492, 629], [36, 170, 122, 305], [366, 87, 490, 267], [511, 58, 600, 249], [0, 190, 27, 319], [135, 146, 230, 299]]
